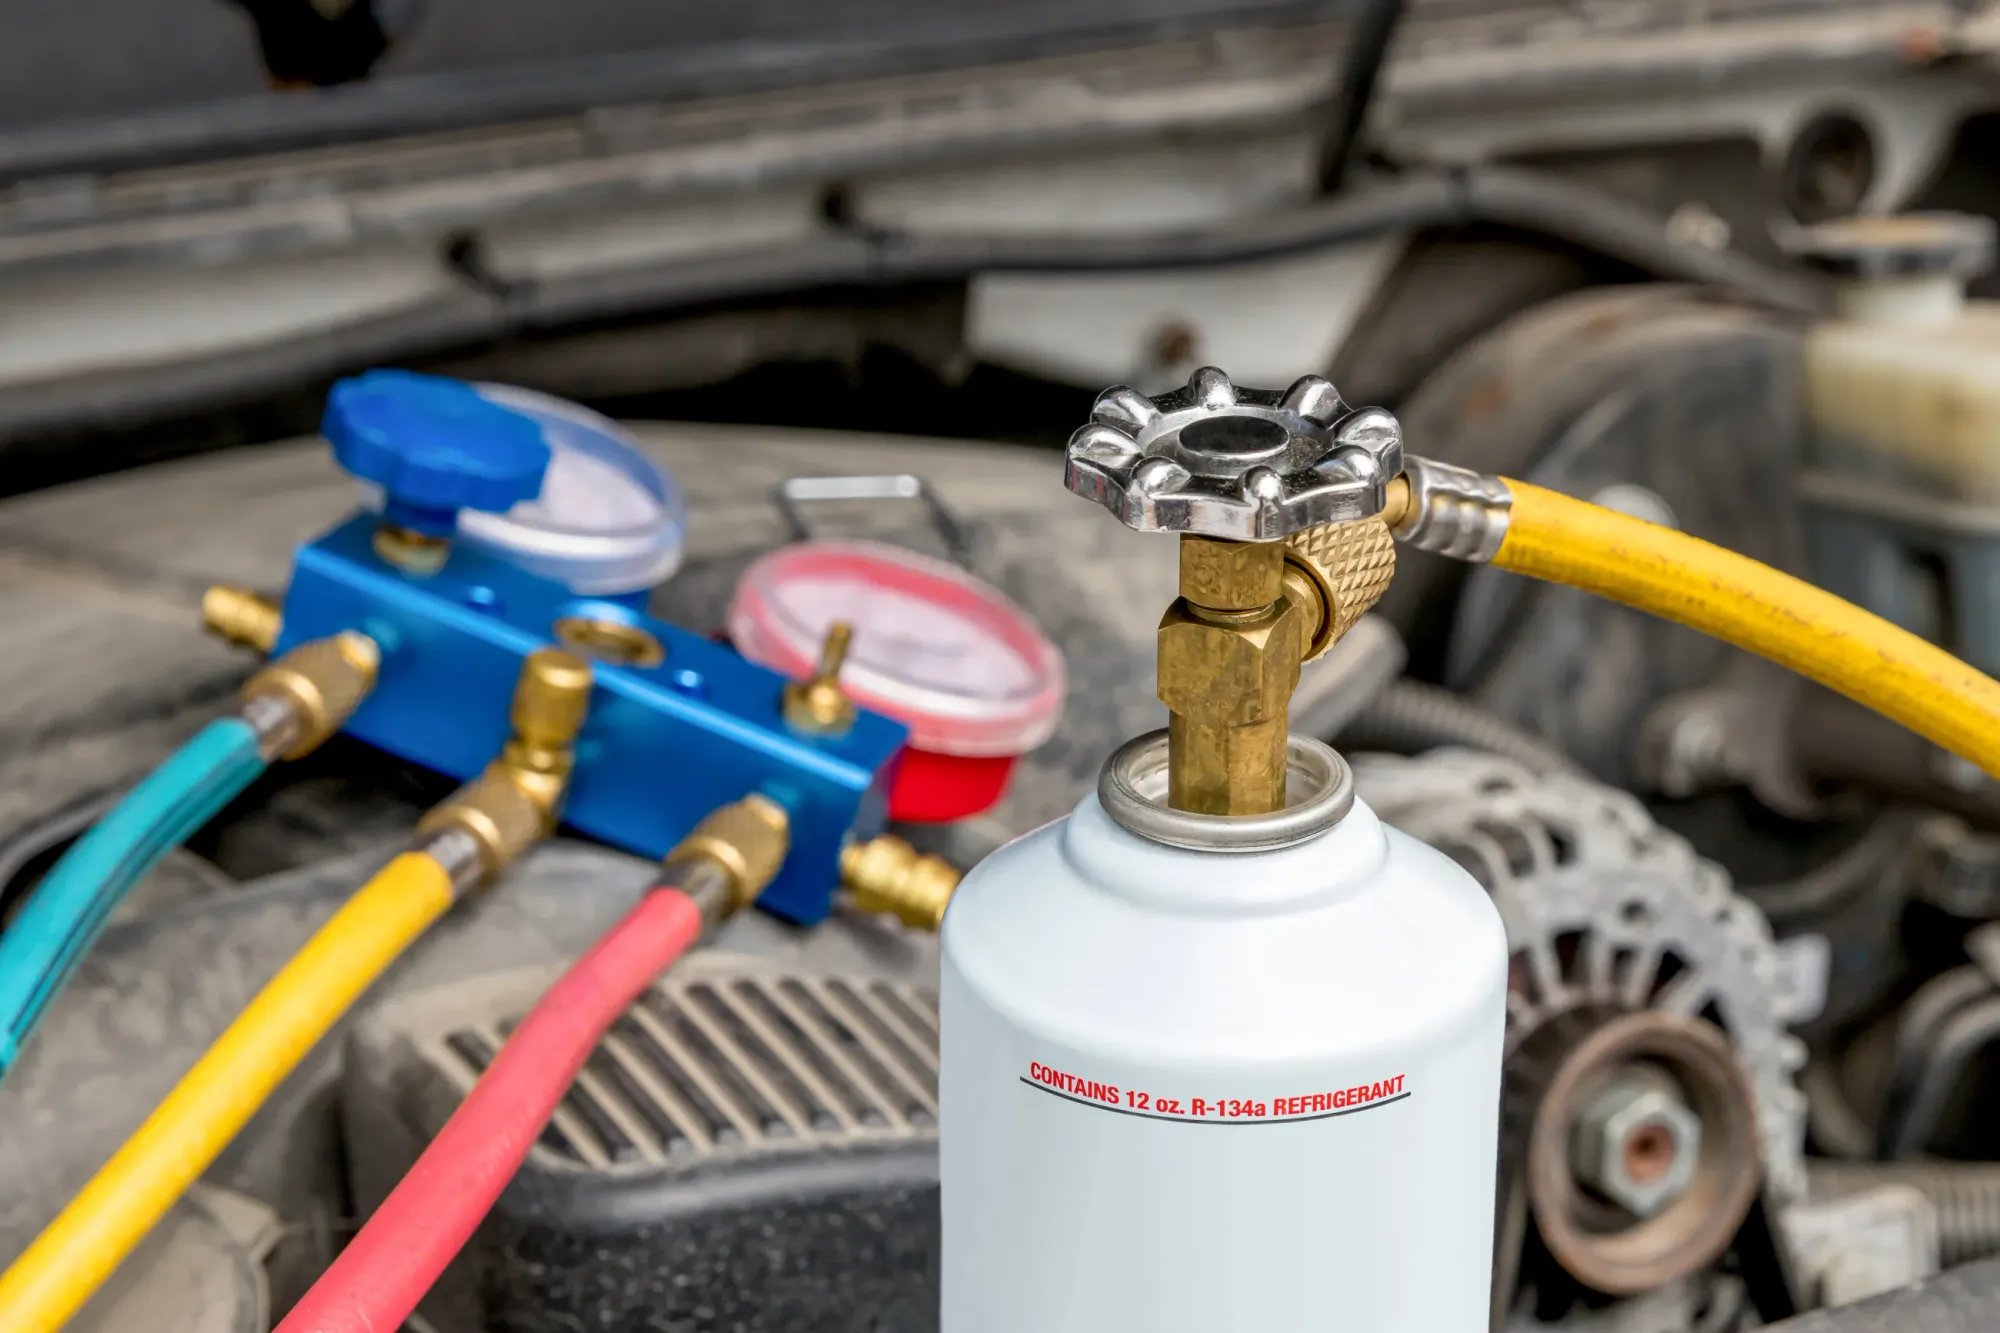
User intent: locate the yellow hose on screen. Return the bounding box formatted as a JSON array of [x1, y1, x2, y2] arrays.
[[0, 851, 456, 1333], [1494, 479, 2000, 780]]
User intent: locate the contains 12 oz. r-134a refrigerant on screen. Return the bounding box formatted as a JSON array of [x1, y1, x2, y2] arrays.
[[939, 730, 1509, 1332]]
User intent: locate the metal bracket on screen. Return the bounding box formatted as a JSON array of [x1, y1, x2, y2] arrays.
[[774, 474, 972, 567]]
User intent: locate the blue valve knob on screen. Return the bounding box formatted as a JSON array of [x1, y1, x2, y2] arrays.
[[324, 370, 552, 536]]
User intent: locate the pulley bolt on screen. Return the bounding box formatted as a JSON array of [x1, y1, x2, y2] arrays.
[[1569, 1078, 1702, 1218]]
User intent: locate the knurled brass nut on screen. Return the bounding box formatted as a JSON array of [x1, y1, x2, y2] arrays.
[[1281, 517, 1397, 660], [241, 631, 382, 761], [667, 794, 792, 909], [417, 765, 550, 879]]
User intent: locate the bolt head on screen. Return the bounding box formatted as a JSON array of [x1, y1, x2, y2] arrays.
[[1571, 1080, 1702, 1218]]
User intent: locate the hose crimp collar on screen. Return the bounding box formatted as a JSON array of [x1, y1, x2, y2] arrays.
[[1392, 456, 1513, 563]]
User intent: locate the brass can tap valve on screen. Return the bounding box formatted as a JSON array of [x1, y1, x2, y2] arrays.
[[1064, 367, 1403, 815]]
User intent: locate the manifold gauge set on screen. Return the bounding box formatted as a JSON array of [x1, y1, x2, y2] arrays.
[[5, 342, 2000, 1333]]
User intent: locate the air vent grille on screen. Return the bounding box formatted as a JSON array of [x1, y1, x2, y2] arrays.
[[440, 968, 940, 1173]]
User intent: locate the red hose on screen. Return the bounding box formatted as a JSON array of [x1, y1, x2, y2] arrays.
[[275, 887, 705, 1333]]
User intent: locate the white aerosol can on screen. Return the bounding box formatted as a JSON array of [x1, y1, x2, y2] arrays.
[[940, 730, 1510, 1332]]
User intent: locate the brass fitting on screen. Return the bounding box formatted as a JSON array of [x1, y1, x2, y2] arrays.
[[1282, 516, 1397, 659], [783, 621, 858, 737], [202, 585, 282, 655], [1158, 536, 1315, 816], [1382, 474, 1413, 530], [417, 649, 593, 885], [666, 793, 792, 916], [372, 524, 453, 577], [415, 766, 552, 885], [841, 834, 962, 931], [498, 648, 595, 814], [1157, 519, 1397, 814], [241, 631, 382, 760]]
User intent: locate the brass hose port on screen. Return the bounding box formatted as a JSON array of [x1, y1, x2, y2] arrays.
[[842, 834, 961, 931], [554, 615, 665, 668], [1520, 1009, 1762, 1297], [202, 585, 282, 655]]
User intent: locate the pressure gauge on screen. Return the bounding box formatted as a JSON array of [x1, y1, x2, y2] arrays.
[[457, 384, 687, 597], [331, 372, 687, 598], [728, 539, 1066, 823]]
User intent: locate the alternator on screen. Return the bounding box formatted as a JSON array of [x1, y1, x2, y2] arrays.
[[1352, 750, 1807, 1324]]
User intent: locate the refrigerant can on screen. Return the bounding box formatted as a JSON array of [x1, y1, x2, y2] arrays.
[[939, 730, 1509, 1332]]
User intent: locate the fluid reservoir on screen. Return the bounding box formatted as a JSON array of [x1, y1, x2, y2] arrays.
[[939, 369, 1510, 1331], [1793, 213, 2000, 672]]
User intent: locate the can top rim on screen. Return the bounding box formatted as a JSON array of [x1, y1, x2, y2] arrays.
[[1098, 731, 1354, 851]]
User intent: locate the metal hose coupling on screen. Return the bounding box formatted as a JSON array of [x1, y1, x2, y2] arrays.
[[240, 631, 382, 761], [417, 649, 594, 894], [663, 794, 793, 930], [841, 835, 963, 931], [1382, 457, 1514, 563]]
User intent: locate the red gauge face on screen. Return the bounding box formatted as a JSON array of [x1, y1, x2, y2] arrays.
[[729, 539, 1066, 822]]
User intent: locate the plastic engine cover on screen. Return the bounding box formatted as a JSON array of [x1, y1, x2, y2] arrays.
[[341, 952, 944, 1332]]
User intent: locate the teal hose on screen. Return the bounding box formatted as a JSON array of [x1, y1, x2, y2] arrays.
[[0, 718, 266, 1074]]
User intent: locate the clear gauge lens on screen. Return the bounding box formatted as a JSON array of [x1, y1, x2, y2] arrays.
[[457, 384, 687, 595]]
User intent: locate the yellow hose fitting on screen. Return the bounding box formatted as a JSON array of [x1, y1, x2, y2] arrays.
[[841, 834, 962, 931], [666, 793, 792, 915], [417, 649, 593, 885], [201, 585, 282, 655], [498, 648, 595, 814], [240, 631, 381, 760]]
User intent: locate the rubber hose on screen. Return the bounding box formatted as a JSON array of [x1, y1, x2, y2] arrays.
[[0, 717, 266, 1076], [1338, 677, 1578, 777], [1809, 1160, 2000, 1269], [273, 885, 706, 1333], [1494, 481, 2000, 783], [0, 850, 458, 1333]]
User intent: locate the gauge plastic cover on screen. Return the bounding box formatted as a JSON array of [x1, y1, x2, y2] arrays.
[[728, 539, 1065, 759]]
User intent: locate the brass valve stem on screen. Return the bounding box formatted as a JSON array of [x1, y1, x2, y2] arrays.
[[784, 620, 859, 736], [417, 648, 594, 889], [1158, 537, 1324, 816], [1155, 516, 1397, 816]]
